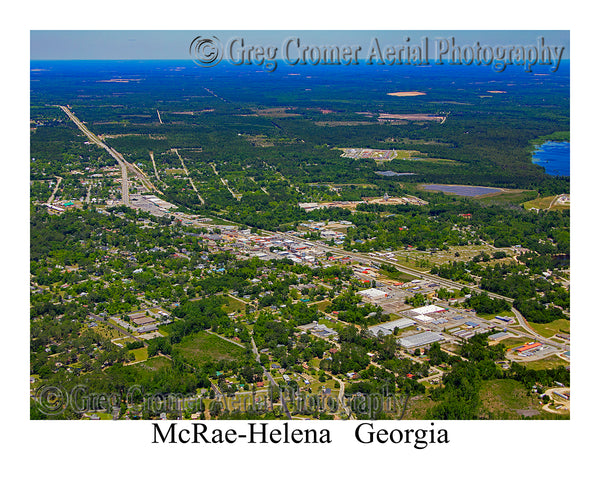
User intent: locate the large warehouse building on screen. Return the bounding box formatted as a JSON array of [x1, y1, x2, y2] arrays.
[[359, 288, 388, 300], [368, 317, 417, 336], [410, 305, 446, 315], [398, 331, 445, 348]]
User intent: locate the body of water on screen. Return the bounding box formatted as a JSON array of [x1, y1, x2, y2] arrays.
[[532, 141, 570, 177]]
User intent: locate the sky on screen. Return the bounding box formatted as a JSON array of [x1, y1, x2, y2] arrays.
[[30, 30, 570, 60]]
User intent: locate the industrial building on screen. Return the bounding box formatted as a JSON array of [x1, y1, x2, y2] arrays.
[[368, 317, 416, 336], [128, 312, 155, 326], [410, 305, 446, 315], [488, 331, 510, 341], [359, 288, 388, 300], [398, 331, 445, 348]]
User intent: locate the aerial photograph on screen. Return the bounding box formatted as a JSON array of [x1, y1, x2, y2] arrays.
[[29, 29, 572, 425]]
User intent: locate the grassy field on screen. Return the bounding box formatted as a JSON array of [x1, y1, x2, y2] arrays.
[[92, 323, 123, 340], [221, 295, 247, 314], [403, 394, 440, 419], [479, 378, 541, 419], [134, 356, 172, 371], [528, 318, 570, 338], [312, 299, 332, 312], [476, 190, 536, 206], [523, 195, 555, 210], [174, 330, 245, 367], [523, 195, 569, 211], [389, 244, 513, 271], [499, 336, 531, 350], [130, 347, 149, 362], [478, 310, 514, 321], [519, 355, 570, 371]]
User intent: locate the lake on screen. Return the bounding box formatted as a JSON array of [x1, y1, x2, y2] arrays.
[[532, 141, 570, 177]]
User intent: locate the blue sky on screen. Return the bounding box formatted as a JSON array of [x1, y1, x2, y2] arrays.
[[30, 30, 569, 60]]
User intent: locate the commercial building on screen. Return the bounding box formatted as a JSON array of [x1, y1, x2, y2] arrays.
[[368, 317, 417, 336], [359, 288, 388, 300], [488, 331, 510, 341], [410, 305, 446, 316], [398, 331, 445, 348], [515, 342, 542, 353]]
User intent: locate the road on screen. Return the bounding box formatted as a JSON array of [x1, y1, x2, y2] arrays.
[[57, 104, 519, 307], [509, 307, 567, 350], [88, 314, 150, 347], [251, 336, 292, 419], [210, 162, 242, 201], [47, 176, 62, 204], [59, 106, 130, 205], [206, 330, 245, 348], [148, 151, 165, 193], [329, 374, 353, 418], [187, 211, 567, 352], [58, 105, 160, 205], [272, 230, 514, 303], [174, 148, 205, 205]]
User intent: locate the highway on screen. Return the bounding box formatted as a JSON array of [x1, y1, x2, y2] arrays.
[[58, 105, 161, 205], [272, 231, 514, 303]]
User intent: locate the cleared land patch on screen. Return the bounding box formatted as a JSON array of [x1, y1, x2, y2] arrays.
[[421, 184, 504, 197], [523, 194, 570, 211], [378, 113, 446, 122], [387, 91, 427, 97], [479, 379, 542, 419], [528, 318, 570, 339], [173, 330, 245, 367]]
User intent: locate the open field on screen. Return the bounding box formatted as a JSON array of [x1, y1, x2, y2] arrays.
[[476, 189, 537, 206], [479, 379, 542, 418], [499, 336, 531, 350], [129, 347, 149, 362], [523, 195, 555, 210], [133, 356, 172, 371], [403, 157, 459, 165], [174, 330, 245, 366], [478, 310, 515, 321], [390, 244, 514, 270], [521, 355, 570, 370], [250, 107, 301, 117], [221, 295, 247, 314], [387, 91, 427, 97], [92, 323, 124, 340], [378, 113, 445, 122], [314, 121, 376, 126], [524, 194, 570, 211], [312, 299, 332, 312], [404, 394, 440, 419], [421, 184, 503, 197], [528, 318, 570, 338], [384, 138, 455, 146]]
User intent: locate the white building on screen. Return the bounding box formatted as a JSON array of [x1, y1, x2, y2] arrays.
[[359, 288, 388, 300]]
